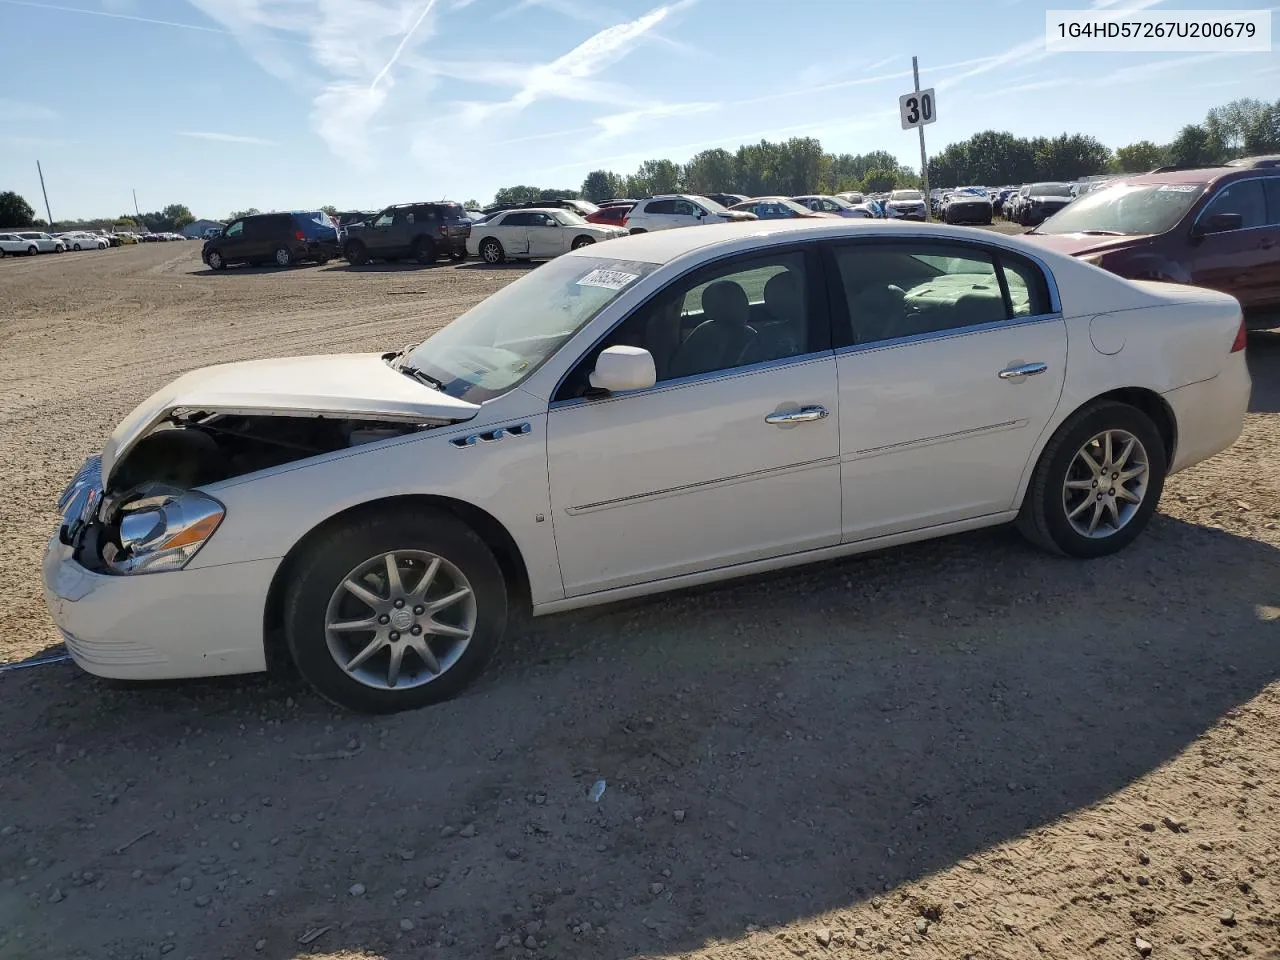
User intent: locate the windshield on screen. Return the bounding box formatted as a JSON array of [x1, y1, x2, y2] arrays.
[[552, 210, 588, 226], [1030, 183, 1072, 197], [689, 195, 730, 214], [402, 255, 659, 403], [891, 190, 922, 201], [1035, 181, 1207, 235]]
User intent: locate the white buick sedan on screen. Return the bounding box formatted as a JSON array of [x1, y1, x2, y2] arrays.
[[465, 207, 626, 264], [45, 220, 1250, 713]]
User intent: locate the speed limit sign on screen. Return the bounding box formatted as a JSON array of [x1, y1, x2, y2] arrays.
[[899, 88, 936, 129]]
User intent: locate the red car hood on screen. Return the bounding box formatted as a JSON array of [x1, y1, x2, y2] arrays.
[[1021, 232, 1152, 257]]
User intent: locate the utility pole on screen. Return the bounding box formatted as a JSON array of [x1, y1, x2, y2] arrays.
[[911, 56, 930, 219], [36, 161, 53, 226], [133, 189, 142, 220]]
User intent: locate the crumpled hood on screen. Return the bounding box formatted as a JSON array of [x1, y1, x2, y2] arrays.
[[101, 353, 481, 487], [1021, 232, 1153, 257]]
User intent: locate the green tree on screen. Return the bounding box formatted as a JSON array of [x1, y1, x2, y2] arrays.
[[630, 159, 681, 197], [778, 137, 826, 195], [161, 203, 195, 230], [580, 170, 626, 201], [114, 217, 138, 229], [463, 199, 480, 210], [679, 149, 736, 194], [492, 185, 543, 204], [0, 191, 36, 227], [319, 204, 338, 217], [1166, 123, 1222, 168], [1206, 97, 1280, 156], [861, 167, 900, 193], [226, 208, 261, 221], [1114, 140, 1167, 173]]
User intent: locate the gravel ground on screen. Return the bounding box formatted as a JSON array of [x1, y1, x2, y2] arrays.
[[1, 243, 1278, 960]]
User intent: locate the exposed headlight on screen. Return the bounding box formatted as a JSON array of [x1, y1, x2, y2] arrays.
[[103, 487, 224, 574]]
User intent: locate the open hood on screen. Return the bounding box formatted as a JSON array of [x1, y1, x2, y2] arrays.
[[101, 353, 481, 487]]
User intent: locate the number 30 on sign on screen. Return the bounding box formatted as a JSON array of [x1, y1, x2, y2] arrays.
[[899, 88, 936, 130]]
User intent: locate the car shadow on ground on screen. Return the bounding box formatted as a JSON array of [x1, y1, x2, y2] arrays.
[[2, 513, 1278, 960], [1248, 329, 1280, 414]]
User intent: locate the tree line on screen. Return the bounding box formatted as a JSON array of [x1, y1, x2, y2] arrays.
[[0, 192, 197, 233], [489, 96, 1279, 204]]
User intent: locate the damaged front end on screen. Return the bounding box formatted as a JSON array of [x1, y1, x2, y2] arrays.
[[60, 412, 428, 575]]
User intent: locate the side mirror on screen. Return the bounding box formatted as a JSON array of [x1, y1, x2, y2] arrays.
[[588, 346, 656, 394], [1195, 212, 1243, 236]]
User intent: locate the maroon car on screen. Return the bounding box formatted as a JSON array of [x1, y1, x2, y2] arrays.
[[1021, 163, 1280, 327]]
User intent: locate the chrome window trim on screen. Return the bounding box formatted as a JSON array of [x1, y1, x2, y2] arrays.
[[548, 350, 834, 411], [1191, 174, 1278, 233], [833, 312, 1064, 358]]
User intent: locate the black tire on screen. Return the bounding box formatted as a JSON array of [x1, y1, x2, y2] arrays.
[[412, 237, 436, 265], [1016, 400, 1167, 559], [284, 509, 508, 713], [28, 246, 37, 256], [628, 228, 647, 235], [315, 256, 331, 266], [273, 245, 293, 267], [73, 243, 82, 251], [479, 237, 504, 264], [206, 250, 226, 271], [344, 240, 368, 265], [449, 249, 466, 262], [571, 235, 595, 250]]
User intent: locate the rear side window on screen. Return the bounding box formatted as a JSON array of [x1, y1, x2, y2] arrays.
[[999, 251, 1053, 318], [833, 241, 1023, 344], [644, 199, 675, 215], [501, 212, 533, 226], [434, 204, 467, 221], [1202, 179, 1267, 229], [1265, 178, 1280, 225]]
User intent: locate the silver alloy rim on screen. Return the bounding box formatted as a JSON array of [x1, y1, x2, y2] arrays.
[[209, 252, 222, 268], [482, 241, 500, 263], [1062, 429, 1150, 539], [324, 550, 477, 691], [276, 248, 290, 265]]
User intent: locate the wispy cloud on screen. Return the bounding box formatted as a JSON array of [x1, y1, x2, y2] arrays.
[[593, 102, 717, 139], [457, 2, 681, 127], [178, 131, 278, 145], [0, 0, 230, 33], [0, 98, 57, 122]]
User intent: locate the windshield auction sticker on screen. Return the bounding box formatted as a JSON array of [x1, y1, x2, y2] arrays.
[[577, 268, 640, 290], [1046, 9, 1271, 52]]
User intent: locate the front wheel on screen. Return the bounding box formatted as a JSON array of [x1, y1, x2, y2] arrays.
[[479, 238, 504, 264], [28, 246, 38, 256], [1017, 401, 1167, 558], [284, 509, 508, 713], [344, 241, 368, 265], [274, 246, 293, 267], [73, 243, 83, 251], [571, 235, 596, 250], [206, 250, 226, 270]]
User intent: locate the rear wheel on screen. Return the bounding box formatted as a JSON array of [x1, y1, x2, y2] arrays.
[[1017, 401, 1166, 558], [344, 240, 368, 265], [274, 246, 293, 267], [206, 250, 226, 271], [479, 238, 504, 264], [284, 509, 508, 713], [629, 228, 647, 235], [449, 249, 466, 262], [412, 237, 437, 265], [73, 243, 83, 251], [0, 248, 5, 258]]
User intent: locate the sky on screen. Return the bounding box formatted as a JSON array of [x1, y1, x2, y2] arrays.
[[0, 0, 1276, 221]]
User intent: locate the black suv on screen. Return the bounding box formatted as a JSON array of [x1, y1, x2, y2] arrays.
[[342, 202, 472, 265], [202, 211, 340, 270]]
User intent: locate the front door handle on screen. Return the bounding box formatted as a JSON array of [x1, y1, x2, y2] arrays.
[[998, 362, 1048, 380], [765, 405, 829, 425]]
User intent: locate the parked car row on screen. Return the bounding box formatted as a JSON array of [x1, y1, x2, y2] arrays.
[[0, 230, 65, 255]]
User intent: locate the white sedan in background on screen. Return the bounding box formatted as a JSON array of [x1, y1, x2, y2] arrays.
[[0, 232, 40, 256], [16, 231, 65, 253], [62, 232, 108, 251], [45, 220, 1249, 714], [466, 208, 626, 264]]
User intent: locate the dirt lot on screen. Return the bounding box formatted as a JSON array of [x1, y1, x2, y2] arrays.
[[1, 242, 1278, 960]]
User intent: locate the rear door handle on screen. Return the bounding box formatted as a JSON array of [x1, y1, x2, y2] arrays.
[[765, 405, 829, 425], [998, 362, 1048, 380]]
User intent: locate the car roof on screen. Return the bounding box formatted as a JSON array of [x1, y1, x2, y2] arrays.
[[1111, 166, 1265, 185], [560, 218, 1047, 266]]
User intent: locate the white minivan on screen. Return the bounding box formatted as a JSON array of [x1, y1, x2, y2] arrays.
[[623, 194, 756, 233]]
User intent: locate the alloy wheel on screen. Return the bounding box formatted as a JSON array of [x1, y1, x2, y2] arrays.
[[1062, 429, 1150, 539], [324, 550, 477, 691]]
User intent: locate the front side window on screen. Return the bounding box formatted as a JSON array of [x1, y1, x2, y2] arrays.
[[224, 221, 244, 238], [558, 250, 816, 400], [833, 242, 1037, 344], [1200, 179, 1266, 229], [1264, 178, 1280, 225], [403, 255, 658, 404], [672, 199, 699, 217], [375, 212, 394, 228]]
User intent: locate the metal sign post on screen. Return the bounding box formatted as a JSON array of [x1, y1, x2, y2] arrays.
[[912, 57, 929, 218], [898, 59, 936, 218]]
